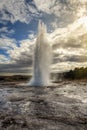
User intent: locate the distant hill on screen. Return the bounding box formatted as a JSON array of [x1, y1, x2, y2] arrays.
[[64, 67, 87, 80], [0, 67, 87, 82], [0, 75, 31, 82]]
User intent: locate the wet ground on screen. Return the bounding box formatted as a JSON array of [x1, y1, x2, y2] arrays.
[[0, 81, 87, 130]]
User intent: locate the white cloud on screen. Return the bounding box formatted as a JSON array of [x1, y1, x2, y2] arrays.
[[0, 36, 17, 50], [79, 0, 87, 3], [49, 16, 87, 72], [3, 17, 86, 74], [77, 6, 87, 18], [52, 61, 87, 73], [8, 38, 35, 64], [0, 0, 87, 74], [0, 55, 9, 63], [0, 0, 39, 23], [0, 38, 35, 74], [52, 62, 74, 73], [34, 0, 87, 28], [0, 27, 8, 33], [2, 16, 87, 73], [51, 16, 87, 49], [0, 0, 87, 72], [0, 27, 15, 35], [0, 0, 87, 27], [28, 33, 35, 40], [34, 0, 57, 14]]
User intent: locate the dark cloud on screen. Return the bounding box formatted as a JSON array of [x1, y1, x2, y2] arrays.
[[0, 62, 32, 74], [53, 52, 87, 64]]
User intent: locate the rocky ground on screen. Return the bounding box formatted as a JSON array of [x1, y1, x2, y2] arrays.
[[0, 81, 87, 130]]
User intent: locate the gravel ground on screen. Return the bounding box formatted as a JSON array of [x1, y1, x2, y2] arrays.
[[0, 81, 87, 130]]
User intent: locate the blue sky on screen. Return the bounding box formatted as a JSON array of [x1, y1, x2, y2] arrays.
[[0, 0, 87, 75]]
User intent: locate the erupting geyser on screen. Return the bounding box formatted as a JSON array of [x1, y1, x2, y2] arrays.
[[28, 21, 52, 86]]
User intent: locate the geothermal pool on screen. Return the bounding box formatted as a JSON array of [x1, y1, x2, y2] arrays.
[[0, 81, 87, 130]]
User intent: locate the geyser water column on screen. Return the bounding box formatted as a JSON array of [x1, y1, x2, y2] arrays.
[[29, 22, 52, 86]]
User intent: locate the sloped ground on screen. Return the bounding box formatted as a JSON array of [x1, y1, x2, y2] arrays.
[[0, 81, 87, 130]]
